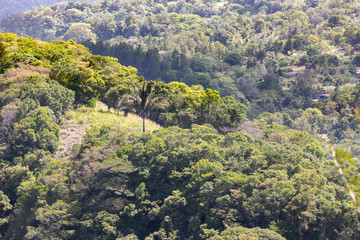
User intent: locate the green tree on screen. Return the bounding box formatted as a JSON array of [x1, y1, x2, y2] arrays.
[[328, 15, 346, 28], [19, 77, 75, 119], [10, 107, 59, 155], [0, 42, 12, 74], [25, 200, 75, 240], [214, 96, 247, 129], [0, 191, 12, 238], [63, 23, 97, 43]]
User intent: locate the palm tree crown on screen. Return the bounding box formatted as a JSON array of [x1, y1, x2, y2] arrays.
[[118, 78, 167, 132]]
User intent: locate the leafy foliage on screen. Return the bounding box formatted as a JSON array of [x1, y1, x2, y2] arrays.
[[1, 5, 360, 239], [3, 0, 360, 119], [0, 0, 100, 19], [10, 107, 59, 155]]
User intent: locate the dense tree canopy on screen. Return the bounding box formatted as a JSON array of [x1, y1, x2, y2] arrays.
[[1, 1, 360, 239], [2, 0, 360, 119], [0, 0, 101, 19]]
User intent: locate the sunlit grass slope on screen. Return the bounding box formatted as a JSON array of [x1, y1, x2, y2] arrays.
[[57, 102, 162, 157], [69, 101, 162, 133]]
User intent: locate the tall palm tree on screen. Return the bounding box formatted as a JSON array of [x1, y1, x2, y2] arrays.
[[118, 78, 167, 132]]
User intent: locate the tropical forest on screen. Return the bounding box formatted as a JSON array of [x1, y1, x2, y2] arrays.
[[1, 0, 360, 239]]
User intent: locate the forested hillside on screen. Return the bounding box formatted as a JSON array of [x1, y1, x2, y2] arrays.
[[1, 0, 360, 117], [0, 0, 100, 19], [2, 0, 360, 149], [2, 1, 360, 239], [0, 32, 359, 240]]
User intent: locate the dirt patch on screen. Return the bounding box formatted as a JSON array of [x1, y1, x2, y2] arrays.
[[5, 68, 40, 82], [4, 64, 51, 82], [27, 65, 51, 75], [56, 120, 87, 158], [34, 39, 46, 46], [290, 65, 306, 72]]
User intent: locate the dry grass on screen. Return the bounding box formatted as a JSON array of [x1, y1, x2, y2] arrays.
[[4, 65, 51, 83], [27, 65, 51, 75], [73, 102, 162, 134], [56, 102, 162, 157], [290, 65, 306, 72], [4, 68, 40, 82], [56, 120, 87, 158], [34, 39, 46, 46]]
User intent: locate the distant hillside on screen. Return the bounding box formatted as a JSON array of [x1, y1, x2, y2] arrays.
[[0, 0, 101, 20], [1, 0, 360, 119]]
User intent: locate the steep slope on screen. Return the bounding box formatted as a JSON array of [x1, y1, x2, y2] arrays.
[[0, 32, 243, 239], [2, 0, 360, 151], [0, 33, 360, 240], [56, 102, 162, 158]]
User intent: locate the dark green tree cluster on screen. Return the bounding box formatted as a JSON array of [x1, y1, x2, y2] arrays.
[[0, 75, 74, 157], [8, 120, 354, 239]]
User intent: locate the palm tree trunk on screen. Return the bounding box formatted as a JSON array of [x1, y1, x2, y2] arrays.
[[143, 115, 146, 133]]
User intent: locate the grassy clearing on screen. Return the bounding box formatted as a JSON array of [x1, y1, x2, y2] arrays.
[[57, 102, 162, 158], [66, 102, 162, 134]]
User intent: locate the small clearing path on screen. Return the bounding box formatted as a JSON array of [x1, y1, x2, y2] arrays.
[[56, 119, 87, 158]]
